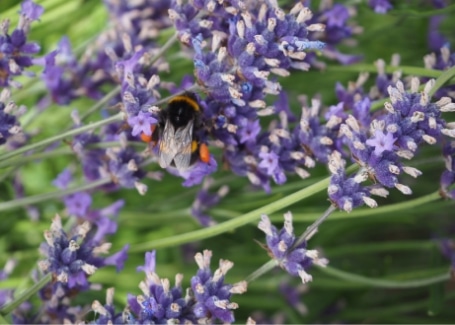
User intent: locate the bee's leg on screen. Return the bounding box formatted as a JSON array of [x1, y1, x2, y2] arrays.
[[199, 143, 210, 163]]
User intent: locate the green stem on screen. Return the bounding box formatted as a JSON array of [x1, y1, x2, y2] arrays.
[[245, 260, 278, 283], [318, 265, 450, 288], [390, 3, 455, 18], [295, 205, 336, 245], [0, 178, 111, 212], [78, 86, 121, 123], [0, 314, 9, 324], [130, 175, 330, 252], [148, 32, 179, 67], [0, 113, 124, 164], [328, 64, 443, 79], [429, 65, 455, 98], [0, 148, 72, 170], [0, 141, 147, 170], [0, 273, 52, 316]]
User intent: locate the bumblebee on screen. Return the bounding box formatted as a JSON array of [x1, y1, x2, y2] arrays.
[[141, 92, 210, 170]]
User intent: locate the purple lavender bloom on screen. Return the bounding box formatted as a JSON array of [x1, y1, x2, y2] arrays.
[[64, 192, 92, 217], [440, 142, 455, 199], [304, 1, 361, 67], [103, 0, 172, 37], [258, 212, 328, 283], [104, 243, 129, 272], [168, 155, 217, 187], [128, 111, 157, 136], [40, 37, 81, 105], [191, 179, 229, 226], [373, 57, 403, 99], [428, 15, 448, 52], [52, 168, 73, 189], [39, 215, 128, 290], [52, 169, 126, 222], [297, 97, 340, 164], [0, 259, 16, 308], [328, 152, 383, 212], [106, 146, 147, 190], [136, 250, 156, 273], [87, 199, 125, 222], [190, 250, 246, 323], [279, 282, 308, 316], [0, 89, 22, 146], [166, 1, 331, 189], [369, 0, 393, 14], [116, 49, 159, 117], [127, 250, 247, 324], [90, 288, 126, 324], [439, 239, 455, 273], [366, 130, 397, 156], [258, 150, 280, 176], [238, 119, 261, 144], [0, 0, 42, 88], [37, 0, 171, 106], [329, 78, 455, 211], [37, 215, 129, 323], [128, 252, 191, 323], [424, 46, 455, 99], [20, 0, 44, 22], [69, 125, 148, 193]]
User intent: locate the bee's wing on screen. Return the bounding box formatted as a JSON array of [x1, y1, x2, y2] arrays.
[[172, 119, 194, 170], [158, 120, 178, 168]]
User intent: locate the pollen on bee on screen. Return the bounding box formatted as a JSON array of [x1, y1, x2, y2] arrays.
[[191, 140, 198, 152]]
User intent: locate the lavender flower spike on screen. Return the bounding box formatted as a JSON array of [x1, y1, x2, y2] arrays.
[[0, 89, 23, 146], [191, 250, 247, 323], [258, 212, 328, 283], [127, 250, 247, 324], [0, 0, 42, 87]]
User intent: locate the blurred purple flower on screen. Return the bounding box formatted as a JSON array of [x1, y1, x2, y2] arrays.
[[0, 0, 42, 87], [0, 89, 22, 146], [369, 0, 393, 14], [191, 179, 228, 226]]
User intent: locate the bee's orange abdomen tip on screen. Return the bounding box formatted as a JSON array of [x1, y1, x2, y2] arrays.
[[199, 143, 210, 163], [140, 124, 157, 143], [140, 133, 152, 143]]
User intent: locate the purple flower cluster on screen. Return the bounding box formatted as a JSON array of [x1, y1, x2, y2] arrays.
[[150, 1, 325, 188], [0, 0, 42, 88], [191, 178, 229, 226], [369, 0, 393, 14], [38, 0, 171, 107], [32, 215, 129, 323], [53, 168, 125, 221], [440, 141, 455, 199], [61, 115, 149, 194], [439, 239, 455, 275], [0, 259, 17, 308], [104, 250, 248, 324], [329, 78, 455, 211], [258, 212, 328, 283], [305, 1, 361, 66], [0, 89, 23, 146]]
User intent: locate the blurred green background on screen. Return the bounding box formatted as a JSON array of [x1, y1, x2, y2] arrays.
[[1, 0, 455, 323]]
